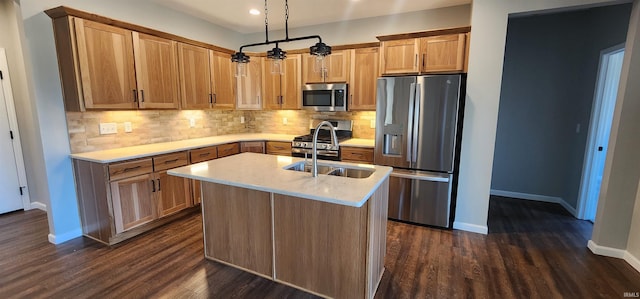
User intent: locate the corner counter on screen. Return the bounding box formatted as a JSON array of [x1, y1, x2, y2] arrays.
[[169, 153, 391, 299]]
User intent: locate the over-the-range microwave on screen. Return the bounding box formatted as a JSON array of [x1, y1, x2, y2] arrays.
[[302, 83, 348, 111]]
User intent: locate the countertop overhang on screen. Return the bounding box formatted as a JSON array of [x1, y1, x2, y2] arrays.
[[69, 133, 374, 163], [168, 153, 392, 207]]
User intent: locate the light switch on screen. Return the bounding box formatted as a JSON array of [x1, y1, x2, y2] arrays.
[[240, 116, 245, 124], [283, 117, 288, 125], [99, 123, 117, 135], [124, 122, 132, 133], [189, 118, 196, 128], [370, 120, 376, 129]]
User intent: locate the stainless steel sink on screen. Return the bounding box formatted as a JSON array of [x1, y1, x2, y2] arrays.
[[327, 167, 375, 179], [284, 161, 375, 179]]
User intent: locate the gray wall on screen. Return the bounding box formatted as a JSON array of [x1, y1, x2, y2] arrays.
[[491, 4, 632, 209]]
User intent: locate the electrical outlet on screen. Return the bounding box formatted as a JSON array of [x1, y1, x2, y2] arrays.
[[283, 117, 288, 125], [240, 116, 245, 124], [370, 120, 376, 129], [189, 118, 196, 128], [124, 122, 132, 133], [99, 123, 117, 135]]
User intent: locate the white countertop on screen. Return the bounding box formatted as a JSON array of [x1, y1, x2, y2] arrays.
[[70, 133, 374, 163], [168, 153, 391, 207]]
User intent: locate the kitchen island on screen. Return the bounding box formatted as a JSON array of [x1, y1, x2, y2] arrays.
[[168, 153, 392, 299]]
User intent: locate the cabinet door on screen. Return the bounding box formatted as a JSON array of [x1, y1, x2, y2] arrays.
[[210, 51, 235, 109], [349, 47, 379, 111], [262, 57, 282, 109], [74, 18, 137, 109], [303, 51, 350, 83], [341, 147, 374, 163], [280, 55, 301, 110], [236, 59, 262, 110], [133, 32, 179, 109], [178, 43, 212, 109], [110, 174, 155, 233], [380, 39, 419, 75], [420, 34, 466, 73], [156, 171, 192, 218]]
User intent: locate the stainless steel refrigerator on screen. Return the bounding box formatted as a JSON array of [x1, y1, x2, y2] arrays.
[[375, 74, 465, 228]]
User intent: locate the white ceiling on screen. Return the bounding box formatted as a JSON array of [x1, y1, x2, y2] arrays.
[[148, 0, 471, 34]]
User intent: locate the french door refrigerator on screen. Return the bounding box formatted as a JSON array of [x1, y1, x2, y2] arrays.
[[375, 74, 465, 228]]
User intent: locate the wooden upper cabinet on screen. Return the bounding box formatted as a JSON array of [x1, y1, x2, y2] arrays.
[[380, 38, 419, 75], [132, 32, 180, 109], [74, 18, 137, 109], [302, 50, 350, 83], [262, 55, 301, 110], [420, 34, 466, 73], [349, 47, 379, 111], [281, 55, 301, 110], [178, 43, 212, 109], [236, 59, 262, 110], [210, 51, 235, 109]]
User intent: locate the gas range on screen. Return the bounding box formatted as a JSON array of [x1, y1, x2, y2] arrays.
[[291, 119, 353, 161]]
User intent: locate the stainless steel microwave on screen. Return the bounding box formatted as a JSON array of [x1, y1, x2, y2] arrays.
[[302, 83, 348, 111]]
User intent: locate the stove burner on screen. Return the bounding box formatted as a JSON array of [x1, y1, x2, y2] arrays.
[[291, 119, 353, 161]]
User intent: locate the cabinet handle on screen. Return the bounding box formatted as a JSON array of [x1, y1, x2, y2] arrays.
[[164, 159, 179, 164], [140, 90, 145, 102], [157, 179, 161, 191], [422, 54, 426, 69], [209, 94, 213, 104], [350, 94, 353, 106], [257, 95, 261, 104], [151, 180, 156, 192], [199, 153, 211, 157], [133, 89, 138, 102], [415, 54, 418, 67], [123, 166, 141, 172], [213, 94, 217, 104]]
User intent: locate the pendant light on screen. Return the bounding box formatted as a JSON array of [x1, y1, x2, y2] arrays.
[[231, 0, 331, 76]]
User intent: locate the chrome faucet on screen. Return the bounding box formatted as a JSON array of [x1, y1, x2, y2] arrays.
[[311, 121, 339, 177]]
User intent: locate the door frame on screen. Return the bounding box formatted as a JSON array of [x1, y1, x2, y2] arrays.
[[576, 43, 625, 220], [0, 48, 31, 210]]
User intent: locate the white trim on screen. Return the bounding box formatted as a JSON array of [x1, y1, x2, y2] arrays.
[[588, 240, 640, 274], [30, 201, 46, 211], [453, 221, 488, 235], [490, 189, 577, 217], [0, 48, 31, 210], [48, 229, 82, 244], [624, 251, 640, 274], [576, 43, 625, 220], [587, 240, 626, 258]]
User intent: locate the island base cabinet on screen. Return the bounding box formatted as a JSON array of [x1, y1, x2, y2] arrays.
[[201, 183, 273, 277], [199, 179, 389, 299]]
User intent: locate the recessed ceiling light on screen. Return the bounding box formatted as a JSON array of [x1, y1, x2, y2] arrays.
[[249, 9, 260, 15]]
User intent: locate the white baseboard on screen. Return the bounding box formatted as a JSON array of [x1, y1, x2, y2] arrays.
[[48, 228, 82, 245], [453, 221, 488, 235], [588, 240, 626, 258], [624, 251, 640, 274], [30, 201, 47, 211], [490, 189, 577, 217], [588, 240, 640, 274]]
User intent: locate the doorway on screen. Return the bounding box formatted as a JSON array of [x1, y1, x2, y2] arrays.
[[577, 44, 625, 222], [0, 48, 30, 214]]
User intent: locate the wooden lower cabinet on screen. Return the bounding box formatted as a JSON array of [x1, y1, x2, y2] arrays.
[[189, 142, 241, 205], [73, 155, 194, 245], [110, 173, 156, 234], [241, 141, 265, 153], [341, 146, 374, 164], [199, 179, 389, 299], [266, 141, 292, 156], [157, 170, 192, 217]]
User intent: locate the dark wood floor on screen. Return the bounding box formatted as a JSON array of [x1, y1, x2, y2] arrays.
[[1, 197, 639, 298]]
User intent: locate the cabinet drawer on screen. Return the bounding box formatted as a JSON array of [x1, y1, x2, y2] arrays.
[[341, 147, 374, 163], [190, 146, 218, 163], [241, 141, 265, 153], [217, 142, 240, 158], [266, 141, 292, 155], [109, 158, 153, 181], [153, 151, 189, 172]]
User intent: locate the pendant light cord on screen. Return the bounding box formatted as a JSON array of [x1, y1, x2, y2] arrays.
[[285, 0, 289, 40], [264, 0, 269, 42]]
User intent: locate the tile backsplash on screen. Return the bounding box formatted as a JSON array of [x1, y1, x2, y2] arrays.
[[66, 110, 376, 153]]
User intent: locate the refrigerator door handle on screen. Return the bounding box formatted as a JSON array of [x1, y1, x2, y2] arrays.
[[412, 84, 421, 163], [407, 83, 417, 163]]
